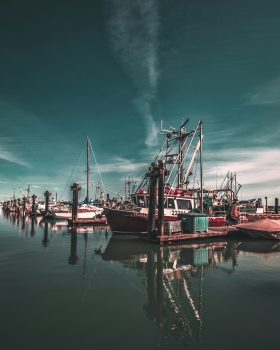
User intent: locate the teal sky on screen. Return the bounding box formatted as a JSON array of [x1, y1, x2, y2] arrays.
[[1, 0, 280, 202]]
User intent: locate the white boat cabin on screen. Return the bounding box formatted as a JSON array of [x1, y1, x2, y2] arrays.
[[131, 190, 195, 218]]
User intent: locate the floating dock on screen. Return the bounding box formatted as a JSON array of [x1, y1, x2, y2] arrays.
[[140, 226, 236, 244], [68, 217, 107, 226]]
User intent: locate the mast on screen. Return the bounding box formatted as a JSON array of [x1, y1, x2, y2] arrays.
[[86, 136, 90, 202], [177, 120, 188, 188], [199, 121, 204, 213], [178, 127, 183, 188]]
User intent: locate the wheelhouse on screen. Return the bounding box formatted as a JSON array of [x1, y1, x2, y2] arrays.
[[131, 192, 193, 211]]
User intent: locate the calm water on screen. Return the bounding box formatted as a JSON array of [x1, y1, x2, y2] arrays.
[[0, 211, 279, 350]]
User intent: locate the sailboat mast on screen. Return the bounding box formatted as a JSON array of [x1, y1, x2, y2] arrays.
[[86, 136, 90, 202], [177, 128, 183, 188], [199, 122, 204, 213]]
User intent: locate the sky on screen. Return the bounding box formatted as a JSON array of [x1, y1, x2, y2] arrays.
[[0, 0, 280, 203]]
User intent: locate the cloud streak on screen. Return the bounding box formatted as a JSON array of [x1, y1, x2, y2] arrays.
[[107, 0, 160, 147], [94, 157, 146, 174], [245, 75, 280, 105], [203, 147, 280, 199], [0, 146, 29, 167]]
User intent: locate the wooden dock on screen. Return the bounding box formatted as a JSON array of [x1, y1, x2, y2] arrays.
[[68, 217, 107, 226], [140, 226, 237, 244]]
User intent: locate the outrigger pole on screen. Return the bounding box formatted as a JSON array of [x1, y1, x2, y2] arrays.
[[86, 136, 90, 203], [199, 121, 204, 213]]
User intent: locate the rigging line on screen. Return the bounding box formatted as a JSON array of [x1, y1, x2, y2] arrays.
[[135, 138, 167, 193], [58, 141, 84, 201], [88, 138, 104, 189], [74, 180, 119, 197], [165, 122, 200, 201], [163, 278, 193, 337], [166, 122, 199, 186], [192, 155, 199, 189], [183, 277, 201, 321]]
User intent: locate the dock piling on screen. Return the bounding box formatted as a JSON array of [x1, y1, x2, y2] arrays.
[[275, 198, 279, 214], [147, 161, 169, 240], [71, 183, 81, 222], [157, 160, 166, 237], [31, 195, 37, 215], [44, 191, 51, 214], [147, 162, 157, 240]]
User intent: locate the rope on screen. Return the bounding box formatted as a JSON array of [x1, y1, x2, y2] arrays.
[[58, 141, 84, 201], [88, 138, 104, 189]]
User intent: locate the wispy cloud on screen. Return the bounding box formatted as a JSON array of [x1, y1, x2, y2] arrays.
[[203, 147, 280, 199], [0, 146, 29, 167], [98, 157, 146, 174], [107, 0, 160, 147], [245, 75, 280, 105]]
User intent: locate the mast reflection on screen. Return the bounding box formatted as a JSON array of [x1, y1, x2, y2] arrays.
[[101, 238, 245, 345]]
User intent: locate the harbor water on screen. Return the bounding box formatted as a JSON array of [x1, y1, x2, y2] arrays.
[[0, 211, 279, 350]]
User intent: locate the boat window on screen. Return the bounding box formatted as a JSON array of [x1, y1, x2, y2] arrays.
[[137, 196, 146, 207], [164, 198, 175, 209], [177, 199, 192, 210]]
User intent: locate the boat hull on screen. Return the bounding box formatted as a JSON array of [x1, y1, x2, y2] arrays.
[[237, 228, 280, 240], [105, 208, 149, 234]]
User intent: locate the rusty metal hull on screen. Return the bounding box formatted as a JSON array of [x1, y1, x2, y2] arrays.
[[105, 208, 149, 234]]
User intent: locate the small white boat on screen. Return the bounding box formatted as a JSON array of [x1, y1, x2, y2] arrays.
[[50, 204, 103, 220]]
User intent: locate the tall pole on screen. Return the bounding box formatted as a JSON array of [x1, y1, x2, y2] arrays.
[[157, 160, 166, 237], [199, 121, 204, 213], [178, 127, 183, 188], [86, 136, 90, 203]]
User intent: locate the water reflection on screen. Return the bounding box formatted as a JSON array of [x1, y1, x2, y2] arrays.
[[1, 209, 280, 348], [68, 231, 79, 265], [42, 222, 49, 247], [67, 226, 111, 265], [101, 237, 280, 346]]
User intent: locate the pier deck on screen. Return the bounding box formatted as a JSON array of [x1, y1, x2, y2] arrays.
[[140, 226, 237, 244], [68, 217, 107, 226]]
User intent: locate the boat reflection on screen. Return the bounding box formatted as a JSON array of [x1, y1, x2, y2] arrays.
[[67, 225, 111, 266], [101, 237, 280, 345]]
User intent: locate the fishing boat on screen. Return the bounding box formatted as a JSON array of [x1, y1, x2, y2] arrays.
[[105, 120, 204, 233]]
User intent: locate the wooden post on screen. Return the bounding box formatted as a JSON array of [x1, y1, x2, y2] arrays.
[[147, 163, 157, 240], [31, 195, 37, 215], [275, 198, 279, 214], [157, 160, 166, 238], [71, 183, 81, 222], [44, 191, 51, 214]]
